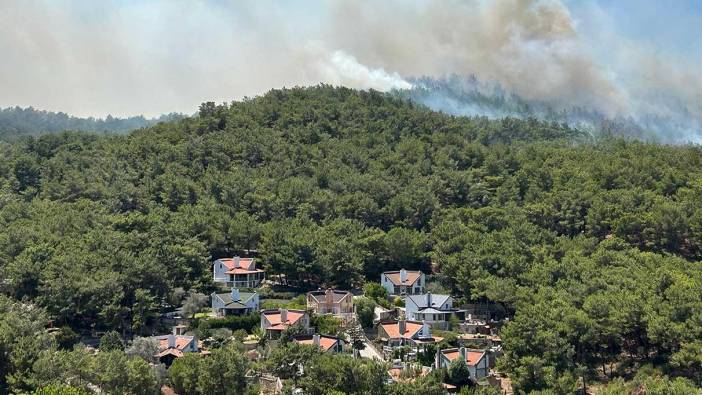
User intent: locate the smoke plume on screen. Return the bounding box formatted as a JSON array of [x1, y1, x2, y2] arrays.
[[0, 0, 701, 141]]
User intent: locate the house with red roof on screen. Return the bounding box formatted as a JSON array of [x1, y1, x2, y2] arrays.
[[381, 269, 425, 295], [151, 326, 200, 366], [377, 319, 442, 348], [260, 308, 310, 339], [293, 334, 344, 353], [435, 347, 489, 381], [213, 256, 265, 288]]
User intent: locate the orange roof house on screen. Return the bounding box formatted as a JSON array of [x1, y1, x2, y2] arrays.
[[435, 347, 489, 382], [293, 334, 344, 353], [260, 308, 310, 339], [151, 326, 200, 366], [213, 256, 265, 288], [377, 319, 442, 348]]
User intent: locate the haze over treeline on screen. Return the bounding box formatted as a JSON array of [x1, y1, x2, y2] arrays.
[[2, 0, 702, 142], [0, 106, 183, 139]]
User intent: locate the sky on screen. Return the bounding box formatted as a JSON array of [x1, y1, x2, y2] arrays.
[[1, 0, 701, 120]]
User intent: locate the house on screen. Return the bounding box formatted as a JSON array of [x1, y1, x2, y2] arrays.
[[293, 334, 344, 353], [377, 319, 441, 348], [306, 289, 353, 319], [152, 326, 199, 366], [260, 308, 310, 339], [435, 347, 489, 381], [405, 292, 463, 330], [213, 256, 265, 288], [211, 287, 259, 317], [381, 269, 425, 295]]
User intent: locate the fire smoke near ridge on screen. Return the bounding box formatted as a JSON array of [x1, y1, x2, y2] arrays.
[[1, 0, 701, 142]]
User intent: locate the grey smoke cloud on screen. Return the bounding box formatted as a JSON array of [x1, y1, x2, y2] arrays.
[[0, 0, 700, 138]]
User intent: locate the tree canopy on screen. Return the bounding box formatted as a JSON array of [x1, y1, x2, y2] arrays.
[[0, 86, 701, 392]]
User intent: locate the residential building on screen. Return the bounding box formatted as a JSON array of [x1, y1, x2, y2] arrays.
[[151, 326, 199, 366], [377, 319, 441, 348], [260, 308, 310, 339], [306, 289, 353, 319], [381, 269, 425, 295], [435, 347, 489, 381], [213, 256, 265, 288], [405, 292, 463, 330], [293, 334, 344, 353], [211, 287, 259, 317]]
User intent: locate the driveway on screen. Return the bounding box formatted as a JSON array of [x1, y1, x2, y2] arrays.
[[358, 336, 383, 360]]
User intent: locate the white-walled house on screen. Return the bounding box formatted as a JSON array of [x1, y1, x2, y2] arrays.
[[211, 288, 259, 317], [405, 292, 462, 330], [435, 347, 489, 381], [213, 256, 265, 288], [151, 326, 199, 366], [380, 269, 425, 295]]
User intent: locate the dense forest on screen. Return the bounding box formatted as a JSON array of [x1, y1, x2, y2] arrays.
[[0, 106, 183, 140], [1, 86, 701, 393], [398, 75, 702, 144]]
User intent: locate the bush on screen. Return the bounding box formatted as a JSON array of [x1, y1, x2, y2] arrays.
[[310, 314, 341, 335], [393, 296, 404, 307], [99, 331, 124, 351], [54, 326, 79, 350], [197, 313, 259, 336], [356, 297, 376, 329], [363, 282, 388, 301]]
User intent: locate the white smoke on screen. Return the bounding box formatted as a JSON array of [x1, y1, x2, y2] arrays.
[[315, 49, 413, 91], [0, 0, 701, 142]]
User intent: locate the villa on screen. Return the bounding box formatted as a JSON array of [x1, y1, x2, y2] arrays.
[[213, 256, 265, 288]]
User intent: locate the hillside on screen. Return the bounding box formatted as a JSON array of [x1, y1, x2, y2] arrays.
[[1, 86, 701, 393], [398, 75, 702, 144], [0, 106, 184, 140]]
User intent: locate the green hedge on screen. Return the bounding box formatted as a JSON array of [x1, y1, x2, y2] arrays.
[[197, 313, 259, 333]]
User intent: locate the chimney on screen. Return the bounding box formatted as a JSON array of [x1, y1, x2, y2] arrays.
[[313, 334, 320, 347], [426, 292, 432, 307], [231, 287, 240, 302], [167, 334, 175, 348], [421, 320, 430, 337], [398, 319, 406, 335], [400, 269, 407, 283], [325, 288, 334, 306], [280, 309, 288, 323], [459, 347, 467, 361], [435, 348, 442, 369], [233, 256, 240, 268]]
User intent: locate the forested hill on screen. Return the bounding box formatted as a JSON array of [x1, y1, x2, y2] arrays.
[[0, 106, 183, 139], [1, 86, 702, 393], [398, 75, 702, 144]]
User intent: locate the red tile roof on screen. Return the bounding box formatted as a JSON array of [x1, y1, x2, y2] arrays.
[[219, 257, 265, 275], [156, 348, 184, 358], [441, 349, 486, 366], [262, 310, 306, 331], [294, 335, 340, 352], [380, 321, 424, 339], [158, 336, 193, 350], [383, 270, 421, 286]]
